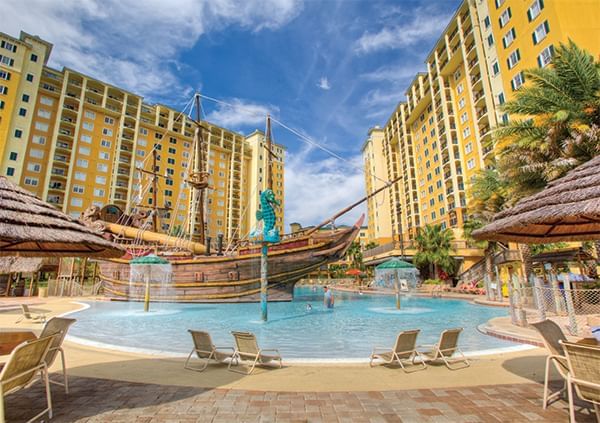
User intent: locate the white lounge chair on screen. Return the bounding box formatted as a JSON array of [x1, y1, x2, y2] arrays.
[[228, 331, 282, 375], [184, 330, 235, 372], [0, 335, 55, 423], [15, 304, 46, 324], [38, 317, 76, 393], [419, 328, 470, 370], [560, 340, 600, 423], [370, 329, 426, 372], [531, 319, 569, 409]]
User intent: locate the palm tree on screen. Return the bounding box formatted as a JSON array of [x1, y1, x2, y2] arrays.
[[492, 41, 600, 279], [346, 241, 363, 270], [414, 224, 457, 280]]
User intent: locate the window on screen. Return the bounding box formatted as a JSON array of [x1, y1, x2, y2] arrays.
[[499, 7, 512, 28], [483, 16, 491, 29], [438, 193, 444, 201], [73, 185, 84, 194], [511, 72, 525, 91], [22, 94, 29, 102], [99, 151, 109, 160], [498, 92, 506, 105], [487, 34, 494, 47], [457, 83, 464, 94], [27, 163, 41, 172], [37, 109, 51, 119], [492, 61, 500, 76], [0, 55, 14, 66], [462, 127, 471, 138], [453, 70, 461, 81], [138, 139, 147, 147], [136, 150, 145, 157], [102, 128, 113, 136], [24, 177, 38, 186], [9, 152, 17, 161], [40, 96, 53, 106], [0, 71, 10, 80], [532, 21, 550, 44], [502, 28, 516, 48], [30, 53, 38, 62], [502, 113, 510, 124], [84, 110, 96, 119], [78, 146, 90, 156], [71, 198, 83, 207], [18, 108, 26, 116], [465, 142, 473, 154], [80, 134, 92, 143], [507, 49, 521, 69], [76, 159, 88, 168], [527, 0, 544, 21], [6, 167, 14, 176], [26, 74, 34, 82], [0, 85, 7, 95], [83, 122, 94, 131], [74, 172, 86, 181], [35, 122, 48, 132], [32, 135, 46, 145], [104, 116, 114, 125], [164, 190, 173, 197], [168, 147, 176, 154], [167, 158, 175, 165], [495, 0, 506, 8], [458, 98, 465, 109], [169, 137, 177, 144], [97, 163, 108, 172], [467, 158, 475, 170], [139, 128, 148, 135], [460, 112, 468, 124], [101, 139, 111, 147], [93, 188, 105, 197], [0, 100, 4, 109], [1, 40, 17, 52], [95, 176, 106, 184], [538, 45, 555, 68], [14, 129, 22, 138], [30, 149, 44, 159]]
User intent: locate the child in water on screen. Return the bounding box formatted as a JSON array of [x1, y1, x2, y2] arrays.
[[323, 286, 334, 309], [306, 303, 312, 311]]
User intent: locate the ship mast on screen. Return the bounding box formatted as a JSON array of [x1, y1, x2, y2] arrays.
[[188, 93, 208, 245]]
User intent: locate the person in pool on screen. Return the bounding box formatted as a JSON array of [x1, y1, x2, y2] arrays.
[[306, 303, 312, 311], [323, 286, 334, 309]]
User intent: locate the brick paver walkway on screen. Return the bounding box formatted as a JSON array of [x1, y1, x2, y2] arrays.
[[7, 377, 596, 422]]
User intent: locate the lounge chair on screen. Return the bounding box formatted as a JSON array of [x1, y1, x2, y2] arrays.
[[15, 304, 46, 324], [531, 319, 569, 409], [38, 317, 76, 393], [0, 335, 55, 423], [184, 330, 235, 372], [419, 328, 470, 370], [369, 329, 426, 372], [228, 331, 282, 375], [560, 341, 600, 423]]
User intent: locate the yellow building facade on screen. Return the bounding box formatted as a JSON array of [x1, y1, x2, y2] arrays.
[[363, 0, 600, 270], [0, 31, 285, 245]]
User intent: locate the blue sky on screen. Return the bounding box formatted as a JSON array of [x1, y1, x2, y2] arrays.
[[5, 0, 461, 228]]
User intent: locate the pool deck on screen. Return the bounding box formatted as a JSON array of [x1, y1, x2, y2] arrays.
[[1, 297, 597, 422]]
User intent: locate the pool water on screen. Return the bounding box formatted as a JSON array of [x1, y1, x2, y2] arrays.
[[68, 287, 518, 359]]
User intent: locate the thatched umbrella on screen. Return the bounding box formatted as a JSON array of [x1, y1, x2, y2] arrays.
[[0, 177, 124, 258], [472, 155, 600, 243]]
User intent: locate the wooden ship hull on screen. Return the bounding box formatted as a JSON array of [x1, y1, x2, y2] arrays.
[[98, 215, 363, 303]]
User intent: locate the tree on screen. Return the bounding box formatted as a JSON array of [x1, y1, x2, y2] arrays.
[[346, 241, 364, 270], [414, 224, 457, 280]]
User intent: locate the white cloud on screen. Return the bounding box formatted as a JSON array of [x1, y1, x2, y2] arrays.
[[355, 10, 450, 54], [361, 64, 423, 83], [284, 146, 366, 229], [204, 98, 279, 129], [3, 0, 303, 102], [317, 76, 331, 90]]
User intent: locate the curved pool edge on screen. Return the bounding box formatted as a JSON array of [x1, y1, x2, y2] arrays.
[[62, 300, 536, 363]]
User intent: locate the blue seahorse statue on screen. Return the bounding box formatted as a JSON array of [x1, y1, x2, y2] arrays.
[[250, 189, 280, 243]]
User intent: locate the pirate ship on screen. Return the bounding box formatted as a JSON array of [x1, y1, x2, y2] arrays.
[[83, 94, 396, 302]]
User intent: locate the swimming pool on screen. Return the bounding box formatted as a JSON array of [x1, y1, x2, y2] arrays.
[[67, 287, 520, 359]]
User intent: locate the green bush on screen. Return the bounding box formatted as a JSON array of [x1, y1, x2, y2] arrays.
[[423, 278, 444, 285]]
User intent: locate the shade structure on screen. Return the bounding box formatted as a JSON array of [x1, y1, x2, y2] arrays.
[[345, 268, 363, 276], [472, 155, 600, 243], [0, 257, 58, 274], [0, 176, 124, 258], [375, 258, 416, 269]]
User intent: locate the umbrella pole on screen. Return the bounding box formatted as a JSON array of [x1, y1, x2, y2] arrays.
[[261, 242, 268, 321], [144, 274, 150, 312], [394, 272, 401, 310]]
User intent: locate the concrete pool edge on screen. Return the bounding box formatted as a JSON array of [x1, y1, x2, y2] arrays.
[[62, 300, 536, 363]]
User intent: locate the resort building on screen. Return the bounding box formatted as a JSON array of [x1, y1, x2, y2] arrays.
[[363, 0, 600, 271], [0, 31, 285, 244]]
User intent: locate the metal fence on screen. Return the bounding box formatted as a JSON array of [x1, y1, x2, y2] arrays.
[[511, 285, 600, 336]]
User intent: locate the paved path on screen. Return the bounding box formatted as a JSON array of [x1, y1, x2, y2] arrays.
[[7, 377, 596, 422]]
